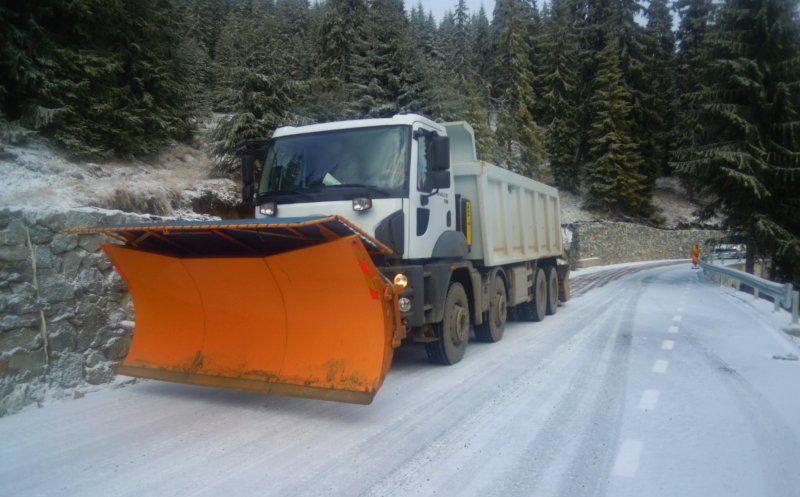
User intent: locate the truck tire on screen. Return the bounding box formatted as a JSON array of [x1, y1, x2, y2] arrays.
[[545, 266, 558, 315], [513, 267, 547, 322], [426, 282, 470, 365], [475, 274, 507, 343]]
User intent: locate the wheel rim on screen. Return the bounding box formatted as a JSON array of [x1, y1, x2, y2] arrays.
[[493, 291, 507, 327], [536, 269, 547, 317], [451, 304, 469, 345]]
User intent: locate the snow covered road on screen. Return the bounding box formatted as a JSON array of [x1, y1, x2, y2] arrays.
[[2, 263, 799, 497]]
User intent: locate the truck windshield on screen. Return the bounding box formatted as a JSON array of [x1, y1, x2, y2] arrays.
[[258, 126, 410, 198]]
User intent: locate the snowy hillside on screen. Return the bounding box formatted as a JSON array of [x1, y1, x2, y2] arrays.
[[1, 125, 709, 228], [0, 126, 239, 220]]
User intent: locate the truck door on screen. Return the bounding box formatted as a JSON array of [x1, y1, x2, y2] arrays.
[[408, 123, 454, 259]]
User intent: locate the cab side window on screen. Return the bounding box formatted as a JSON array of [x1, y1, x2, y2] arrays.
[[416, 132, 430, 192]]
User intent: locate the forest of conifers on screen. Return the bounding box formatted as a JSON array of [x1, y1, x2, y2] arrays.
[[1, 0, 798, 282]]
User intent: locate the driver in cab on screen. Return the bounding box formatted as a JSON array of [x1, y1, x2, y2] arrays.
[[323, 150, 362, 185]]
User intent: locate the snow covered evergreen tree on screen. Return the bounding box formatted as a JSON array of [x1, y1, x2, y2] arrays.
[[1, 0, 191, 158], [491, 0, 545, 177], [348, 0, 416, 117], [643, 0, 676, 179], [673, 0, 800, 282], [672, 0, 713, 151], [210, 1, 304, 173], [585, 36, 647, 215], [538, 0, 581, 191], [470, 6, 493, 92]]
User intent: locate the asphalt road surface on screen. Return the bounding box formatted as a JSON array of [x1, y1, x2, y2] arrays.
[[2, 262, 799, 497]]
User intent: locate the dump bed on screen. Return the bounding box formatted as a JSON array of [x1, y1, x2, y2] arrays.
[[453, 162, 562, 266], [443, 122, 563, 267]]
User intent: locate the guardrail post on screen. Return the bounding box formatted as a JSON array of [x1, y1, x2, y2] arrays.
[[774, 296, 780, 312], [793, 291, 799, 325], [754, 288, 759, 300]]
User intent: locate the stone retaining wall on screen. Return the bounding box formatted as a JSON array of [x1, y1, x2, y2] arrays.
[[564, 221, 722, 267], [0, 207, 147, 415]]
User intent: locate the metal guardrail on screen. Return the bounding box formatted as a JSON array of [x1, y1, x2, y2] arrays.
[[699, 259, 799, 325]]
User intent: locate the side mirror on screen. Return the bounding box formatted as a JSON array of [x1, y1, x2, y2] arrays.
[[431, 135, 450, 171], [242, 156, 256, 202], [428, 170, 451, 190]]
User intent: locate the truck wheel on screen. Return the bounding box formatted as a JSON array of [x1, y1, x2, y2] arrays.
[[513, 267, 547, 322], [426, 282, 470, 365], [475, 274, 507, 343], [545, 266, 558, 315]]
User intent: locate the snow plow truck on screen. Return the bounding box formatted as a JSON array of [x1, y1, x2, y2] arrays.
[[69, 114, 569, 405]]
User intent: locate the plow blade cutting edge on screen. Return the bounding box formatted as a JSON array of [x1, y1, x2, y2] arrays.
[[103, 234, 397, 405]]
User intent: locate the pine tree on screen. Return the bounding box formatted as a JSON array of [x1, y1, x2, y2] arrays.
[[0, 3, 46, 121], [464, 87, 495, 159], [348, 0, 409, 116], [315, 0, 367, 117], [573, 0, 610, 182], [1, 0, 192, 158], [275, 0, 315, 81], [210, 1, 305, 173], [491, 0, 545, 177], [448, 0, 473, 92], [613, 0, 658, 213], [585, 36, 647, 214], [348, 0, 444, 118], [537, 0, 582, 191], [317, 2, 360, 89], [673, 0, 800, 282], [174, 0, 220, 115], [672, 0, 713, 150], [409, 2, 441, 72], [527, 0, 547, 124], [470, 6, 492, 91], [642, 0, 675, 181]]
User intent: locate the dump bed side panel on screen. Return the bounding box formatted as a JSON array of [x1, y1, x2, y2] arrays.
[[453, 161, 562, 267]]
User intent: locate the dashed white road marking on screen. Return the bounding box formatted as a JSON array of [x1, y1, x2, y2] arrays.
[[673, 315, 682, 322], [662, 340, 675, 350], [612, 439, 644, 478], [668, 326, 679, 334], [637, 390, 660, 410], [652, 360, 669, 373]]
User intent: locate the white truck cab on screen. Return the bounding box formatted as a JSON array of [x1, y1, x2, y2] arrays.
[[247, 114, 457, 260]]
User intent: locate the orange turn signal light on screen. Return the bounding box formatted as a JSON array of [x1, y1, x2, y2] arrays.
[[393, 273, 408, 291]]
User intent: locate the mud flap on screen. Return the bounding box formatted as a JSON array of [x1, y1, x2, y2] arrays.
[[104, 235, 396, 404]]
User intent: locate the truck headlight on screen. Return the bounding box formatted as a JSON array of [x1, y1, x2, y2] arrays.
[[259, 203, 277, 216], [398, 297, 412, 313], [352, 198, 372, 212]]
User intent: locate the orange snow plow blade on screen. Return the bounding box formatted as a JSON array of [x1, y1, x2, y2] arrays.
[[70, 217, 399, 404]]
